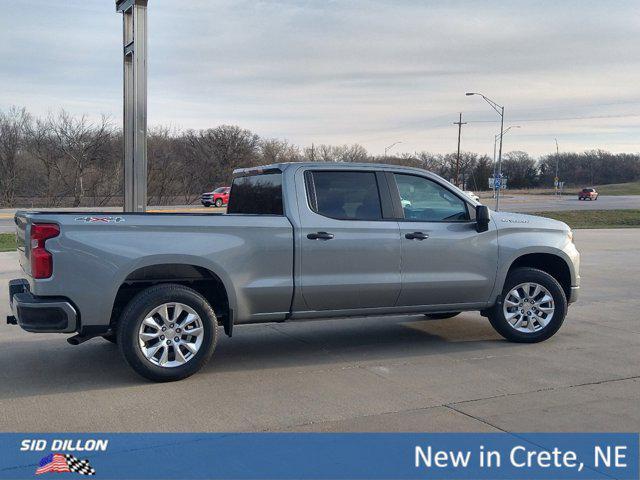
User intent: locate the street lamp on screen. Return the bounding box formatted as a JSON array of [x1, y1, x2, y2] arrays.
[[466, 92, 505, 210], [384, 141, 402, 157], [492, 126, 521, 197]]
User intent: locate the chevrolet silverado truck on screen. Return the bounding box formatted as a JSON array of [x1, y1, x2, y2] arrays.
[[7, 162, 580, 381]]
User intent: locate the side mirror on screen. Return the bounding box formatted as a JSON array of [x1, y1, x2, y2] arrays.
[[476, 205, 490, 233]]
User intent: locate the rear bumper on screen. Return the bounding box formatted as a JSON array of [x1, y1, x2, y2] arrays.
[[7, 279, 78, 333]]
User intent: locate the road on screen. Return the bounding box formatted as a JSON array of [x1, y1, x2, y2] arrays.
[[2, 196, 639, 233], [0, 229, 638, 432], [493, 194, 640, 213]]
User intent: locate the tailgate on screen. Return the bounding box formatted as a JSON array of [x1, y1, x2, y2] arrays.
[[14, 212, 30, 276]]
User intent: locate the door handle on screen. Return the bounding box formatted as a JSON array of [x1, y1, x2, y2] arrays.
[[405, 231, 429, 240], [307, 231, 335, 240]]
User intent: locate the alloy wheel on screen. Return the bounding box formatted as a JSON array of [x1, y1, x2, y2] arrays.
[[502, 282, 555, 333], [138, 302, 204, 367]]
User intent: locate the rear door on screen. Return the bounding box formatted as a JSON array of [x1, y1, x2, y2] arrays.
[[390, 172, 498, 307], [296, 169, 401, 311]]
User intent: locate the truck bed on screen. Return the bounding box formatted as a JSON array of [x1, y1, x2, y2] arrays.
[[15, 210, 295, 328]]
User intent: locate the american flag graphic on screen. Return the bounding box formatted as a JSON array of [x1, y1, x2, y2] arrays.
[[35, 453, 96, 476]]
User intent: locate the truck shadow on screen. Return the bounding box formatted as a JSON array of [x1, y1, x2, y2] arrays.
[[1, 314, 508, 399]]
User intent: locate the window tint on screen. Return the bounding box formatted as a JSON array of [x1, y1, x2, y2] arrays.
[[394, 174, 468, 222], [213, 187, 227, 193], [227, 173, 283, 215], [308, 171, 382, 220]]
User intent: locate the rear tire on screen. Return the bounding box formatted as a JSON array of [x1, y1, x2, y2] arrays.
[[117, 284, 218, 382], [102, 333, 117, 344], [424, 312, 460, 319], [488, 268, 567, 343]]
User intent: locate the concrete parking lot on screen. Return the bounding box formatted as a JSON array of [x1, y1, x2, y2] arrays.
[[0, 228, 638, 432]]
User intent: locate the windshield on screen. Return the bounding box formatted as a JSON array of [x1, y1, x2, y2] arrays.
[[214, 187, 227, 193]]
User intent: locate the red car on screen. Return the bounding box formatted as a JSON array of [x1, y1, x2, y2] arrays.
[[578, 188, 598, 201], [201, 186, 230, 207]]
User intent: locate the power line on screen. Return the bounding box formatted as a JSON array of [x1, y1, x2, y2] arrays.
[[467, 113, 640, 124]]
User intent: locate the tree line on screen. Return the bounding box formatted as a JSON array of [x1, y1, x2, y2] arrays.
[[1, 107, 639, 207]]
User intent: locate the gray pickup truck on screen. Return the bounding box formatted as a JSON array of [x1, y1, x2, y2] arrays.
[[8, 162, 580, 381]]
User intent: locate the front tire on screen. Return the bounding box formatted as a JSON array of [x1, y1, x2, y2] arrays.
[[488, 268, 567, 343], [215, 198, 223, 207], [117, 284, 218, 382]]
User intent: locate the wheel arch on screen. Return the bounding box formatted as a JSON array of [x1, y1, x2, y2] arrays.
[[109, 258, 237, 337], [506, 252, 572, 300]]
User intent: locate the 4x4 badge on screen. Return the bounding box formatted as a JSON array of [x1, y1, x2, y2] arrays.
[[74, 216, 125, 223]]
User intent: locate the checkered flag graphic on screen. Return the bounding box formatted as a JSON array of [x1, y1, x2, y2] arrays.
[[65, 454, 96, 476]]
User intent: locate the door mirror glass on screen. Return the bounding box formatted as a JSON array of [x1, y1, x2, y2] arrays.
[[476, 205, 490, 232]]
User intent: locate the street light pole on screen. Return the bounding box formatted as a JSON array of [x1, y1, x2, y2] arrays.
[[384, 141, 401, 157], [491, 126, 520, 198], [496, 105, 505, 210], [466, 92, 505, 210]]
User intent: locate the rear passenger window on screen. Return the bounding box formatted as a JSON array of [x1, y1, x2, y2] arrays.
[[227, 173, 283, 215], [307, 171, 382, 220]]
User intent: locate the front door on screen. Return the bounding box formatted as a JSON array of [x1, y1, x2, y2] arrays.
[[391, 173, 498, 307], [297, 169, 401, 311]]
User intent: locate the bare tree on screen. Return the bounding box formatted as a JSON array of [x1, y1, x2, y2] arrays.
[[5, 106, 640, 208], [261, 138, 301, 164], [305, 144, 369, 163], [184, 125, 261, 195], [46, 111, 113, 206], [0, 107, 30, 206]]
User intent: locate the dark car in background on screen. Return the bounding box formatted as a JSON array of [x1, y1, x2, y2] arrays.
[[578, 188, 598, 201], [201, 186, 230, 207]]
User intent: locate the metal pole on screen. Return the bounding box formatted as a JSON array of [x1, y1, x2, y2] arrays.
[[495, 106, 505, 211], [384, 142, 401, 158], [492, 134, 498, 198], [453, 113, 467, 188], [554, 138, 560, 197], [117, 0, 148, 212]]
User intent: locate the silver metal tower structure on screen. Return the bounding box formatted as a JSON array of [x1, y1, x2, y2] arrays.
[[116, 0, 148, 212]]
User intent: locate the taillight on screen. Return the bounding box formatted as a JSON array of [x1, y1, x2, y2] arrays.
[[31, 223, 59, 279]]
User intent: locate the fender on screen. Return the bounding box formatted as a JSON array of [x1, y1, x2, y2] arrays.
[[109, 254, 239, 320]]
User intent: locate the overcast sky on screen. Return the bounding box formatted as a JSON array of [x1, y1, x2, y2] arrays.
[[1, 0, 638, 156]]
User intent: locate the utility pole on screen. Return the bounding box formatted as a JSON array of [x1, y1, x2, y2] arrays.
[[116, 0, 148, 212], [453, 113, 467, 188], [554, 138, 560, 197]]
